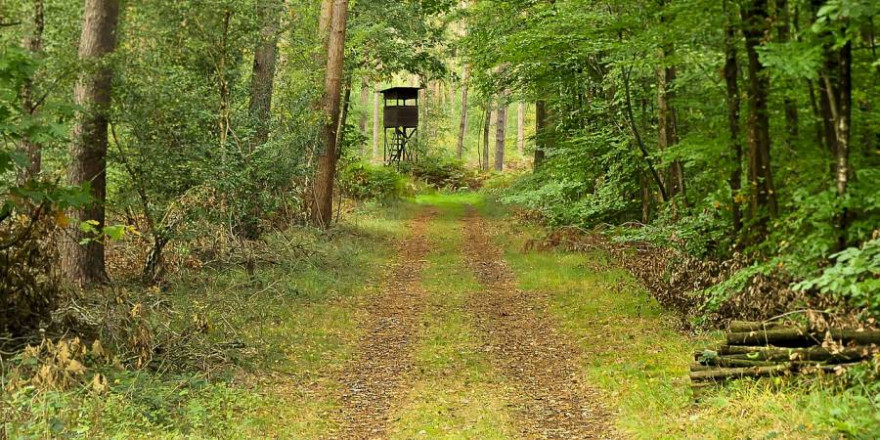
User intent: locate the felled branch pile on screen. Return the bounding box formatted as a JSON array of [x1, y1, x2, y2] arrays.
[[691, 321, 879, 384]]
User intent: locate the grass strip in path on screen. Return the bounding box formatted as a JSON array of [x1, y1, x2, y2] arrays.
[[389, 199, 515, 439], [460, 207, 614, 440]]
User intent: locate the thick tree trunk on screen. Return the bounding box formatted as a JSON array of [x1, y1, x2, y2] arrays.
[[61, 0, 121, 287], [248, 0, 281, 150], [457, 66, 468, 160], [724, 1, 744, 234], [534, 100, 547, 170], [517, 102, 525, 155], [20, 0, 44, 179], [495, 92, 508, 171], [657, 59, 682, 198], [742, 0, 778, 230], [310, 0, 349, 228]]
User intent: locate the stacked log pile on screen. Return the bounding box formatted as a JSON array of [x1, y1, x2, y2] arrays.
[[691, 321, 879, 384]]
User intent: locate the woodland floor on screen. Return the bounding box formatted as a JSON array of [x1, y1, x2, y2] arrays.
[[6, 193, 875, 439]]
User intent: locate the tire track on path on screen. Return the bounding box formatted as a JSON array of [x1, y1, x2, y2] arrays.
[[329, 208, 435, 440], [461, 208, 615, 440]]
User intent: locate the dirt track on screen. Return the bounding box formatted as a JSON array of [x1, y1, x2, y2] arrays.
[[461, 209, 614, 439], [331, 209, 434, 440]]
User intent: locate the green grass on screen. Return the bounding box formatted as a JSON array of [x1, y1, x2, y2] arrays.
[[6, 193, 878, 439], [2, 203, 413, 439], [486, 208, 880, 439], [389, 200, 514, 439]]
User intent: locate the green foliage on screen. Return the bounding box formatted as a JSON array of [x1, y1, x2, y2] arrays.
[[796, 238, 880, 317], [338, 161, 406, 202], [407, 155, 480, 190]]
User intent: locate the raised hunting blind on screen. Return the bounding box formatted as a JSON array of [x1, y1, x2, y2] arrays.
[[380, 86, 421, 166]]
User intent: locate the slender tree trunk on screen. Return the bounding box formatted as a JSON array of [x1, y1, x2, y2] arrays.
[[372, 91, 380, 162], [457, 66, 468, 160], [61, 0, 121, 287], [20, 0, 44, 179], [495, 92, 508, 171], [482, 101, 492, 171], [825, 39, 852, 249], [777, 0, 799, 148], [724, 0, 744, 235], [534, 100, 548, 170], [336, 79, 352, 150], [517, 102, 525, 155], [311, 0, 349, 228], [359, 82, 368, 134], [248, 0, 281, 150], [742, 0, 778, 229]]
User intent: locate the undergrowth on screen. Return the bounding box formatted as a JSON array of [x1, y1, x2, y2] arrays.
[[1, 203, 410, 439]]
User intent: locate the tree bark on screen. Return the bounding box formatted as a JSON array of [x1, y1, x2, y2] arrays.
[[534, 100, 548, 170], [482, 100, 492, 171], [724, 0, 744, 234], [517, 102, 525, 155], [359, 83, 368, 134], [248, 0, 281, 150], [61, 0, 121, 287], [777, 0, 799, 148], [20, 0, 44, 179], [310, 0, 349, 228], [495, 92, 508, 171], [372, 91, 380, 162], [457, 66, 468, 161], [742, 0, 778, 230]]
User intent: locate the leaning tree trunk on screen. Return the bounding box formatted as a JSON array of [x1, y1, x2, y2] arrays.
[[741, 0, 778, 231], [495, 92, 508, 171], [310, 0, 349, 228], [61, 0, 121, 287], [20, 0, 44, 179], [457, 66, 469, 160]]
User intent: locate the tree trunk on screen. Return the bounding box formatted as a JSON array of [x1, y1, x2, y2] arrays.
[[742, 0, 778, 230], [19, 0, 44, 179], [61, 0, 121, 287], [724, 0, 744, 234], [482, 101, 492, 171], [534, 100, 547, 170], [777, 0, 799, 148], [517, 102, 525, 155], [248, 0, 281, 150], [495, 92, 508, 171], [310, 0, 349, 228], [359, 82, 368, 134], [825, 39, 852, 249], [373, 91, 380, 162], [457, 66, 468, 160]]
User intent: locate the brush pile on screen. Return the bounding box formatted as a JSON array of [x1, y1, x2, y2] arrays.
[[692, 321, 880, 384]]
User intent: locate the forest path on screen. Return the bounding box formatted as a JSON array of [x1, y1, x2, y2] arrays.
[[331, 208, 436, 439], [460, 208, 613, 439], [331, 195, 615, 439]]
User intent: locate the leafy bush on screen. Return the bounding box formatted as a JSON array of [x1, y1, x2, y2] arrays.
[[796, 237, 880, 317], [338, 161, 407, 202], [405, 156, 481, 190]]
